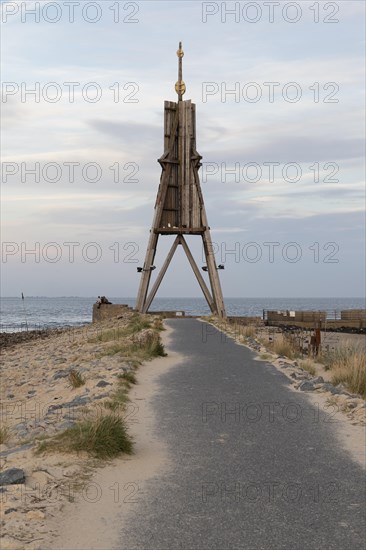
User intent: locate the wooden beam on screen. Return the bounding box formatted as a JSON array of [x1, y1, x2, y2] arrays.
[[179, 235, 215, 313], [142, 236, 181, 313]]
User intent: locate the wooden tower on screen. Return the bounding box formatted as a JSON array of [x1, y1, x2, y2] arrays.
[[135, 43, 226, 318]]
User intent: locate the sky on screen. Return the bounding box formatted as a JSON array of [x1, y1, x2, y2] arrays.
[[1, 0, 365, 299]]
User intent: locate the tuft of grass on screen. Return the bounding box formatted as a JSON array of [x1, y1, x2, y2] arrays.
[[88, 315, 152, 344], [0, 425, 10, 445], [272, 334, 297, 359], [68, 369, 86, 388], [101, 334, 166, 361], [260, 353, 271, 360], [152, 317, 165, 331], [118, 371, 137, 385], [329, 348, 366, 398], [242, 326, 256, 338], [299, 359, 317, 376], [146, 335, 167, 358], [104, 376, 131, 411], [36, 413, 132, 458]]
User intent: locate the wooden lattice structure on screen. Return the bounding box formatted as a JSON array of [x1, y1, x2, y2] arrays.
[[136, 43, 226, 318]]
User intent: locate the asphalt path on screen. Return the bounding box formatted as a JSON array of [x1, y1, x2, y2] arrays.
[[120, 319, 365, 550]]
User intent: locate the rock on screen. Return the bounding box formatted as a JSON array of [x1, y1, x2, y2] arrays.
[[298, 380, 317, 392], [53, 369, 69, 380], [290, 373, 309, 380], [26, 510, 45, 520], [0, 468, 25, 486], [4, 508, 17, 514], [48, 395, 90, 412], [320, 382, 342, 395], [311, 376, 324, 384], [6, 394, 14, 399], [96, 380, 111, 388], [93, 392, 110, 400]]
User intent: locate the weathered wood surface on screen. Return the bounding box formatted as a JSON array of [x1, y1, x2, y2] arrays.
[[136, 93, 226, 318]]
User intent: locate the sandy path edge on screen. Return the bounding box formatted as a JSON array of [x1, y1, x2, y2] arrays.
[[44, 323, 185, 550]]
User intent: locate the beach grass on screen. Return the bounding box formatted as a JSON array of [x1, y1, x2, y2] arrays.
[[272, 334, 297, 359], [68, 369, 86, 388], [299, 359, 317, 376], [118, 371, 137, 385], [0, 425, 10, 445], [326, 347, 366, 398], [100, 332, 167, 361], [241, 326, 256, 338], [88, 314, 152, 344], [36, 413, 132, 459]]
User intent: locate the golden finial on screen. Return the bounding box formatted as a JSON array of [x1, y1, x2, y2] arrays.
[[175, 41, 186, 100]]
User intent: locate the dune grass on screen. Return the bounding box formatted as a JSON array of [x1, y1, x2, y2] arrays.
[[0, 425, 10, 445], [68, 369, 86, 388], [36, 413, 132, 459], [118, 371, 137, 385], [272, 334, 297, 359], [241, 326, 256, 338], [89, 314, 152, 344], [299, 359, 317, 376], [325, 347, 366, 398], [100, 333, 167, 360]]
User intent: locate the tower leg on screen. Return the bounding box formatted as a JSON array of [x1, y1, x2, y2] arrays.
[[202, 230, 226, 319], [135, 231, 159, 312], [143, 236, 180, 313], [179, 236, 215, 313]]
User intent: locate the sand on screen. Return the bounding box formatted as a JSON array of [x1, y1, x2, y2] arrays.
[[45, 325, 184, 550], [0, 317, 184, 549]]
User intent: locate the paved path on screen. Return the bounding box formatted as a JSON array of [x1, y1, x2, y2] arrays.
[[120, 319, 365, 550]]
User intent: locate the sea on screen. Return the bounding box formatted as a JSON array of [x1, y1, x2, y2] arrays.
[[0, 296, 365, 333]]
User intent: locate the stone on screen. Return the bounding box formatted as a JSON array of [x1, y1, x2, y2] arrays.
[[93, 392, 110, 400], [0, 468, 26, 486], [298, 380, 317, 392], [53, 369, 71, 380], [320, 382, 342, 395], [96, 380, 111, 388], [48, 395, 90, 412], [311, 376, 324, 384]]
